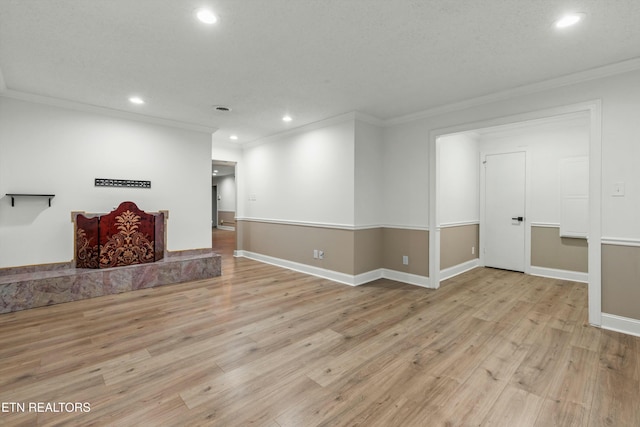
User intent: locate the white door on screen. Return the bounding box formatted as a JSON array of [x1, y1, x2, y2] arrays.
[[484, 151, 526, 271]]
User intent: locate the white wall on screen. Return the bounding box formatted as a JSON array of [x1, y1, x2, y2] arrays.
[[354, 119, 383, 227], [438, 133, 479, 225], [479, 116, 589, 224], [241, 116, 355, 226], [381, 120, 429, 228], [384, 68, 640, 240], [213, 175, 236, 212], [212, 141, 242, 165], [0, 97, 213, 268]]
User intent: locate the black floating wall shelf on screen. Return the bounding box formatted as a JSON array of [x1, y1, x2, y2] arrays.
[[6, 194, 55, 207]]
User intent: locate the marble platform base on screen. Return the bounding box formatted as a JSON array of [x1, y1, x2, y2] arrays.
[[0, 250, 222, 314]]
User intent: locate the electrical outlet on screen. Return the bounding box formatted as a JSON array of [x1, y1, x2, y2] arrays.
[[402, 255, 409, 265], [318, 250, 324, 260], [472, 246, 475, 255], [313, 249, 318, 259]]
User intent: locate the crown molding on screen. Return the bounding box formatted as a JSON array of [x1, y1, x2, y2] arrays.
[[354, 111, 384, 126], [211, 139, 244, 150], [5, 56, 637, 138], [241, 110, 385, 149], [472, 110, 590, 140], [0, 89, 218, 134], [242, 111, 360, 149], [385, 57, 640, 126]]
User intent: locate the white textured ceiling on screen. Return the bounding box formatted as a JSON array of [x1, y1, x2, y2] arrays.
[[1, 0, 640, 144]]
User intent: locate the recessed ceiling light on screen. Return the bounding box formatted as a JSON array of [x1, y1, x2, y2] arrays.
[[213, 170, 219, 173], [196, 9, 217, 24], [212, 173, 217, 176], [129, 96, 145, 105], [555, 13, 584, 29], [230, 135, 238, 140], [283, 115, 293, 122]]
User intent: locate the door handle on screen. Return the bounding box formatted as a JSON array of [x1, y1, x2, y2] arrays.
[[511, 216, 524, 222]]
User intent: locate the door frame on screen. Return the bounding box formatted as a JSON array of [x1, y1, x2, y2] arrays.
[[479, 149, 531, 273], [212, 185, 218, 228], [429, 100, 602, 326]]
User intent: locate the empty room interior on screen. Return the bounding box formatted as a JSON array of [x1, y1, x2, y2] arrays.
[[2, 1, 640, 426]]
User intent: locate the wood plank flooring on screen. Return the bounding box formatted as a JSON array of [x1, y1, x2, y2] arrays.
[[0, 228, 638, 426]]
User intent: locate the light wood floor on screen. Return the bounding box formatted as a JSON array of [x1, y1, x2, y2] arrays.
[[1, 229, 639, 426]]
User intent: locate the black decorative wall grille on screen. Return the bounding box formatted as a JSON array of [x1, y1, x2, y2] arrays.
[[95, 178, 151, 189]]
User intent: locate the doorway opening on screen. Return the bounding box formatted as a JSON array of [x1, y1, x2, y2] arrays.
[[212, 160, 237, 231], [430, 101, 601, 326], [212, 160, 238, 261]]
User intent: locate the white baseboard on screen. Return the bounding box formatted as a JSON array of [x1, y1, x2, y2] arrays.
[[236, 250, 357, 285], [234, 250, 433, 288], [217, 225, 235, 231], [351, 269, 433, 288], [353, 269, 384, 286], [529, 266, 588, 283], [381, 269, 433, 288], [601, 313, 640, 338], [440, 259, 480, 282]]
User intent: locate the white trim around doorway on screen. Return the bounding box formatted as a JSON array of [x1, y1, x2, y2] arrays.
[[429, 100, 602, 327]]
